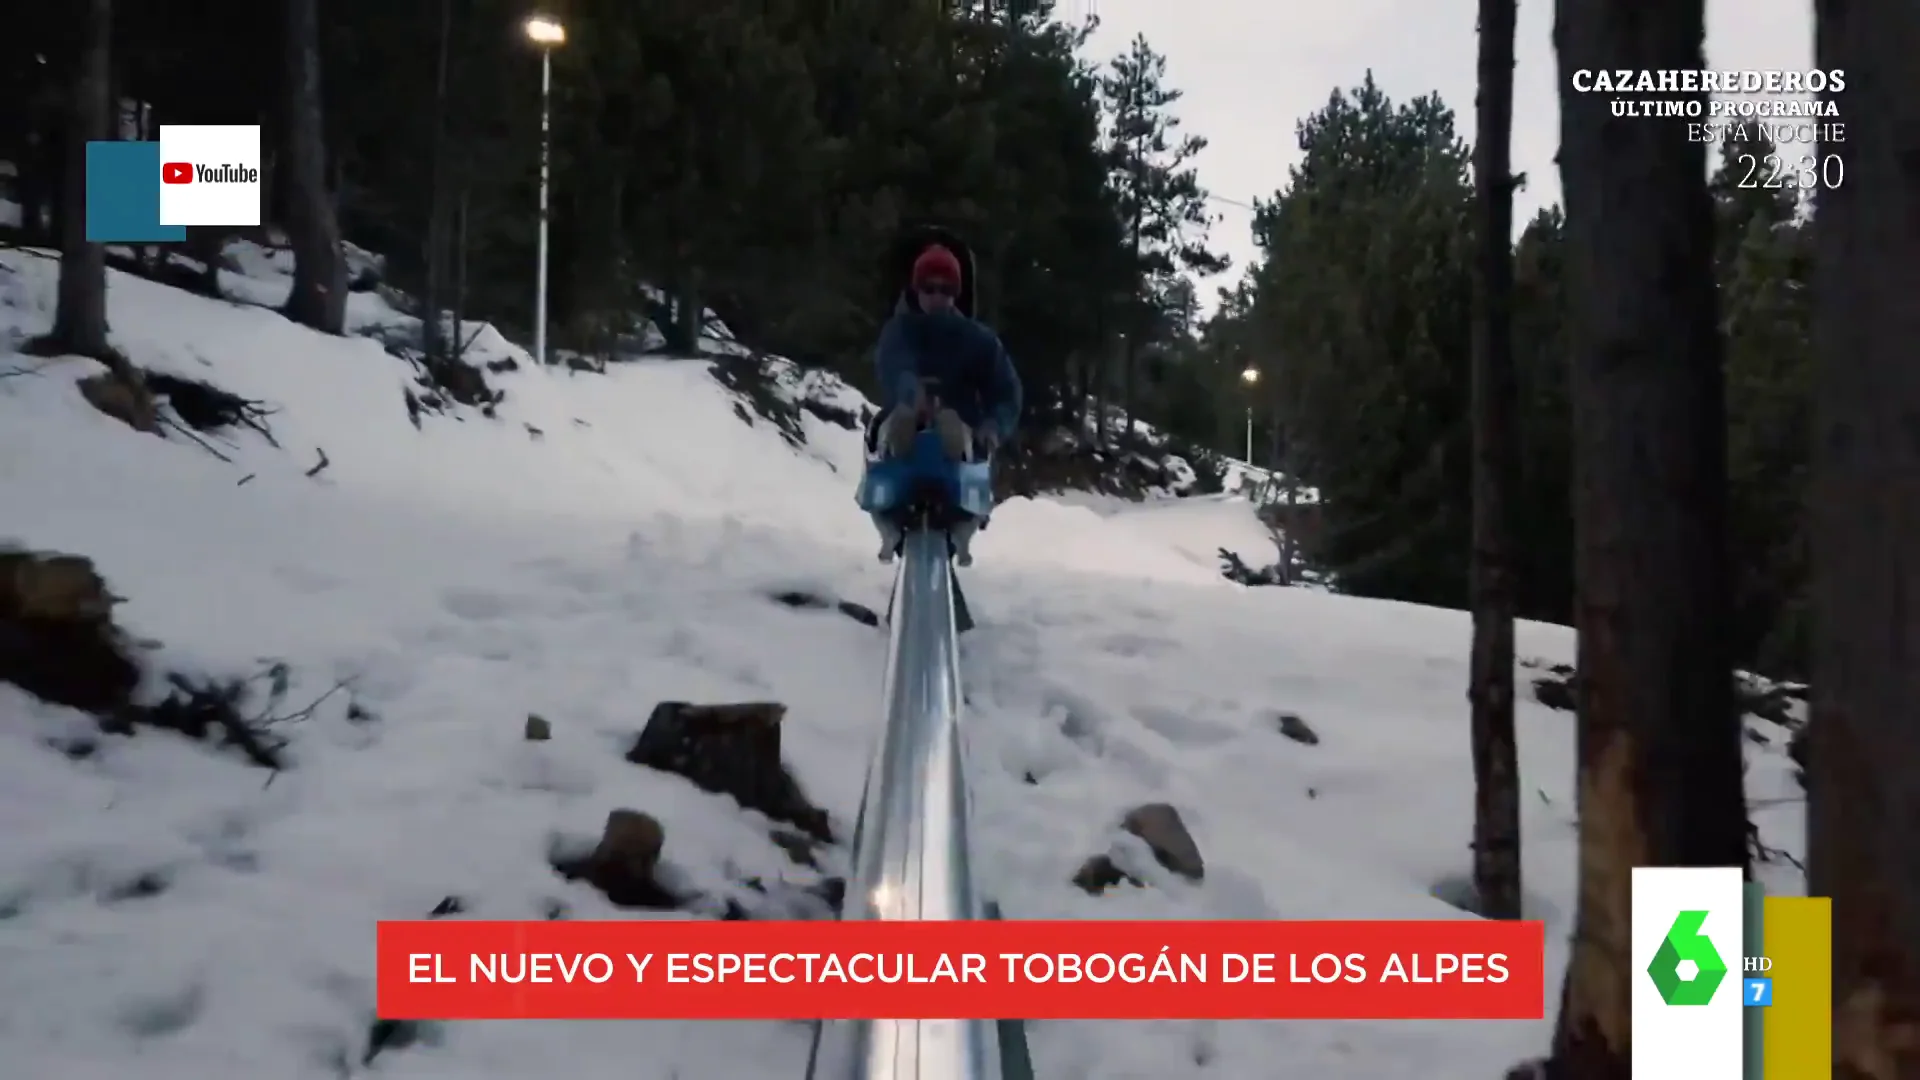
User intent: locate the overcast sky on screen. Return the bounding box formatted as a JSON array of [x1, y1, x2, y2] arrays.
[[1082, 0, 1814, 307]]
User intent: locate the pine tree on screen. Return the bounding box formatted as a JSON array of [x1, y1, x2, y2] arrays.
[[1235, 77, 1476, 607], [45, 0, 114, 363], [1806, 0, 1920, 1069], [1099, 33, 1226, 435], [1547, 0, 1748, 1071], [1468, 0, 1522, 923], [281, 0, 349, 334]]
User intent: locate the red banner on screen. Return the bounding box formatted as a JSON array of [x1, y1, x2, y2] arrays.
[[375, 918, 1546, 1020]]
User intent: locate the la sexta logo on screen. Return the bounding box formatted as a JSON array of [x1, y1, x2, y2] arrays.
[[161, 162, 259, 185]]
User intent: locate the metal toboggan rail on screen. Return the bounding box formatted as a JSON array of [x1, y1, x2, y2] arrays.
[[804, 528, 1032, 1080]]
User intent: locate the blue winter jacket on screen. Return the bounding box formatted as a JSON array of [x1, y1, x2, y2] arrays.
[[873, 305, 1023, 442]]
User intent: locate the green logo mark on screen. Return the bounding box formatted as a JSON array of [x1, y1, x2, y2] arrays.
[[1647, 910, 1728, 1005]]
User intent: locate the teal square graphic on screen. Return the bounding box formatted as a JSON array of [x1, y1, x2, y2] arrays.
[[85, 141, 185, 243]]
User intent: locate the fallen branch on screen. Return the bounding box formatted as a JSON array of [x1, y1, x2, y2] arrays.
[[257, 675, 352, 728], [161, 415, 234, 462], [149, 664, 357, 775], [239, 406, 281, 448], [457, 321, 488, 358], [145, 671, 286, 770], [1748, 821, 1805, 873], [305, 448, 329, 477], [145, 370, 281, 447]]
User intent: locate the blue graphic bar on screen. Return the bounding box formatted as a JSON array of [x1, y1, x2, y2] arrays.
[[1743, 881, 1764, 1080], [85, 141, 183, 243]]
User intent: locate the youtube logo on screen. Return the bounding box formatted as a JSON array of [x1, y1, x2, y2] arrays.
[[151, 125, 262, 232]]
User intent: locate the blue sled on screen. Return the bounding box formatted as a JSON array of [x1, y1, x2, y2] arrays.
[[856, 428, 994, 525]]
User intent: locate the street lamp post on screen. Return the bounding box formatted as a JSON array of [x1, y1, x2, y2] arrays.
[[1240, 366, 1259, 464], [524, 15, 565, 365]]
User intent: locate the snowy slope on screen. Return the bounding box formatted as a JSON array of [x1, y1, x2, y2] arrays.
[[0, 247, 1803, 1080], [1104, 495, 1281, 572]]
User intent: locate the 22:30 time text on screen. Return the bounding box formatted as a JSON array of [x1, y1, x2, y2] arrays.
[[1733, 152, 1843, 191]]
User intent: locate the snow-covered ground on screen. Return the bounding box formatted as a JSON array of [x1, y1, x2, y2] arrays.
[[0, 246, 1803, 1079]]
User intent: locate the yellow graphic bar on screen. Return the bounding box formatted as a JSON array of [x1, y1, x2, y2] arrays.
[[1762, 895, 1831, 1080]]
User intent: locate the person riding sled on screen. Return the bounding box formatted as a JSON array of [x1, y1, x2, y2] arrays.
[[868, 237, 1022, 565]]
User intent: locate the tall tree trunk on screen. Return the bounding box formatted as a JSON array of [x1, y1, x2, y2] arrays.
[[1274, 397, 1298, 582], [420, 0, 453, 360], [186, 227, 226, 297], [1084, 302, 1104, 443], [1121, 131, 1145, 441], [17, 81, 63, 245], [676, 275, 703, 354], [47, 0, 113, 361], [1806, 0, 1920, 1075], [1090, 294, 1105, 445], [1547, 0, 1747, 1071], [1468, 0, 1522, 922], [280, 0, 347, 334], [451, 188, 469, 360]]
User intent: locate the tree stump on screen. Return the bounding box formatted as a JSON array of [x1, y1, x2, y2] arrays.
[[0, 550, 139, 714]]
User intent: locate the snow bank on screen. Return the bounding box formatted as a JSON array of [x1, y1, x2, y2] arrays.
[[1104, 495, 1280, 572]]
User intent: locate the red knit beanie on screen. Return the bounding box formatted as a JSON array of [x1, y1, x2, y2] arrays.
[[911, 245, 962, 287]]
